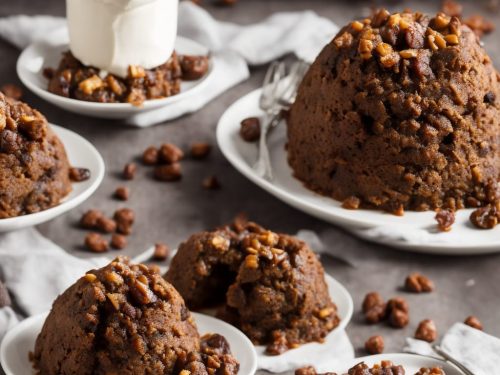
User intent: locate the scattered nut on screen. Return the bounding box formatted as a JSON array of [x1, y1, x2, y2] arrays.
[[415, 319, 437, 342], [159, 143, 184, 164], [111, 234, 127, 250], [435, 209, 455, 232], [405, 272, 435, 293], [123, 163, 137, 180], [114, 208, 135, 235], [78, 75, 103, 95], [142, 146, 159, 165], [85, 232, 109, 253], [128, 65, 146, 79], [80, 210, 104, 229], [365, 335, 384, 354], [180, 55, 210, 80], [240, 117, 261, 142], [154, 163, 182, 182], [0, 84, 23, 100], [202, 176, 221, 190], [362, 292, 387, 324], [190, 142, 212, 159], [464, 315, 483, 330], [96, 216, 117, 233], [470, 203, 499, 229], [387, 297, 409, 328], [69, 167, 91, 182], [153, 243, 170, 261], [114, 186, 130, 201]]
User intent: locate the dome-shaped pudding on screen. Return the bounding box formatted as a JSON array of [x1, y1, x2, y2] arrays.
[[287, 10, 499, 213]]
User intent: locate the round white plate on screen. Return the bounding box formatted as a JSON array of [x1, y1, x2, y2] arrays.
[[0, 124, 104, 232], [0, 312, 257, 375], [335, 353, 462, 374], [17, 29, 214, 119], [216, 88, 500, 255]]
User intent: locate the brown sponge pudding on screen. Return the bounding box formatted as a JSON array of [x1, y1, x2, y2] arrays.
[[165, 219, 339, 355], [0, 93, 71, 218], [287, 10, 500, 213], [33, 257, 239, 375]]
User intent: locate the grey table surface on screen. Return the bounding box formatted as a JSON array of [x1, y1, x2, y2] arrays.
[[1, 0, 500, 369]]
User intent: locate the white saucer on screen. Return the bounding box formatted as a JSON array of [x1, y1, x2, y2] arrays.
[[0, 312, 258, 375], [335, 353, 462, 374], [216, 87, 500, 255], [0, 124, 104, 232], [17, 29, 214, 119]]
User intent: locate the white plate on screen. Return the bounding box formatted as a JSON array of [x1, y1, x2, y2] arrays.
[[336, 353, 462, 374], [0, 124, 104, 232], [216, 88, 500, 255], [0, 312, 257, 375], [17, 29, 214, 119]]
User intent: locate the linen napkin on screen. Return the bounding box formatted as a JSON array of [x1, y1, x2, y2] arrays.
[[404, 323, 500, 375], [0, 1, 339, 127]]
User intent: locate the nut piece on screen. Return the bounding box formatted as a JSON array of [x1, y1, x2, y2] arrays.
[[240, 117, 261, 142], [154, 163, 182, 182], [351, 20, 364, 32], [190, 142, 212, 159], [80, 210, 103, 229], [415, 319, 437, 342], [85, 233, 109, 253], [0, 84, 23, 100], [69, 167, 91, 182], [342, 196, 361, 210], [405, 272, 435, 293], [464, 315, 483, 330], [79, 75, 103, 95], [365, 335, 384, 354], [114, 208, 135, 235], [142, 146, 159, 165], [376, 43, 393, 57], [470, 203, 499, 229], [435, 209, 455, 232], [362, 292, 387, 324], [387, 297, 409, 328], [295, 366, 317, 375], [114, 186, 130, 201], [202, 176, 221, 190], [123, 163, 137, 180], [128, 65, 146, 79], [153, 243, 170, 261], [111, 234, 127, 250], [159, 143, 184, 164], [180, 55, 210, 81], [96, 216, 117, 234], [400, 49, 418, 59]]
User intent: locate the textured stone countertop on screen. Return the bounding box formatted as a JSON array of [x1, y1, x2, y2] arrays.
[[0, 0, 499, 370]]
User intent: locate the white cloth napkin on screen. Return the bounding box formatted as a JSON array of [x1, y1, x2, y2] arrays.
[[404, 323, 500, 375], [0, 1, 338, 127]]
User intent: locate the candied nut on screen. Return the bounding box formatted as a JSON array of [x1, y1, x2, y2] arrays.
[[84, 273, 97, 283], [434, 13, 451, 29], [240, 117, 261, 142], [387, 297, 409, 313], [427, 35, 439, 51], [105, 271, 124, 285], [434, 33, 447, 49], [154, 163, 182, 182], [362, 292, 384, 313], [334, 32, 353, 49], [318, 307, 334, 319], [106, 75, 124, 96], [351, 20, 364, 32], [464, 315, 483, 330], [372, 9, 390, 27], [359, 39, 373, 55], [180, 55, 209, 80], [365, 335, 384, 354], [389, 308, 409, 328], [123, 163, 137, 180], [0, 281, 11, 308], [128, 65, 146, 79], [114, 186, 129, 201], [78, 75, 103, 95], [190, 142, 211, 159], [399, 18, 411, 30], [444, 34, 459, 45], [153, 243, 170, 261], [0, 84, 23, 100], [470, 204, 498, 229], [400, 49, 418, 59], [111, 234, 127, 250], [69, 167, 91, 182], [387, 13, 401, 27], [85, 233, 109, 253], [376, 42, 393, 57], [380, 52, 400, 68], [159, 143, 184, 164], [415, 319, 437, 342], [245, 254, 259, 269], [295, 366, 317, 375], [106, 293, 121, 310], [435, 209, 455, 232], [342, 196, 361, 210], [405, 272, 435, 293], [202, 176, 221, 190], [80, 210, 103, 229], [142, 146, 159, 165], [114, 208, 135, 235], [96, 216, 117, 233]]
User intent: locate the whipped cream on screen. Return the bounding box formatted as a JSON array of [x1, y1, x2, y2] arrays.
[[66, 0, 178, 78]]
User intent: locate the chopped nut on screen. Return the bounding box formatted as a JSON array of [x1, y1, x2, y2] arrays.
[[415, 319, 437, 342], [153, 243, 170, 261], [106, 75, 124, 96], [434, 13, 451, 29], [130, 280, 157, 305], [211, 236, 228, 250], [78, 75, 103, 95], [372, 9, 390, 27], [142, 146, 159, 165], [154, 163, 182, 182], [106, 293, 121, 310], [85, 233, 109, 253], [334, 32, 353, 49], [318, 307, 334, 319], [400, 49, 418, 59], [123, 163, 137, 180], [427, 35, 439, 51], [190, 142, 212, 159], [387, 13, 401, 27], [159, 143, 184, 164], [365, 335, 384, 354], [69, 167, 91, 182], [405, 272, 435, 293], [341, 196, 361, 210], [111, 234, 127, 250], [84, 273, 97, 283], [435, 209, 455, 232], [444, 34, 459, 45], [380, 52, 400, 68], [80, 210, 104, 229], [114, 186, 130, 201], [244, 254, 259, 269], [351, 20, 364, 32], [105, 271, 124, 285], [240, 117, 261, 142], [464, 315, 483, 330], [434, 33, 447, 49], [376, 43, 393, 57], [399, 18, 411, 30], [128, 65, 146, 79]]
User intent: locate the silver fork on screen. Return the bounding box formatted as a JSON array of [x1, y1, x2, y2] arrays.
[[253, 60, 309, 180]]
